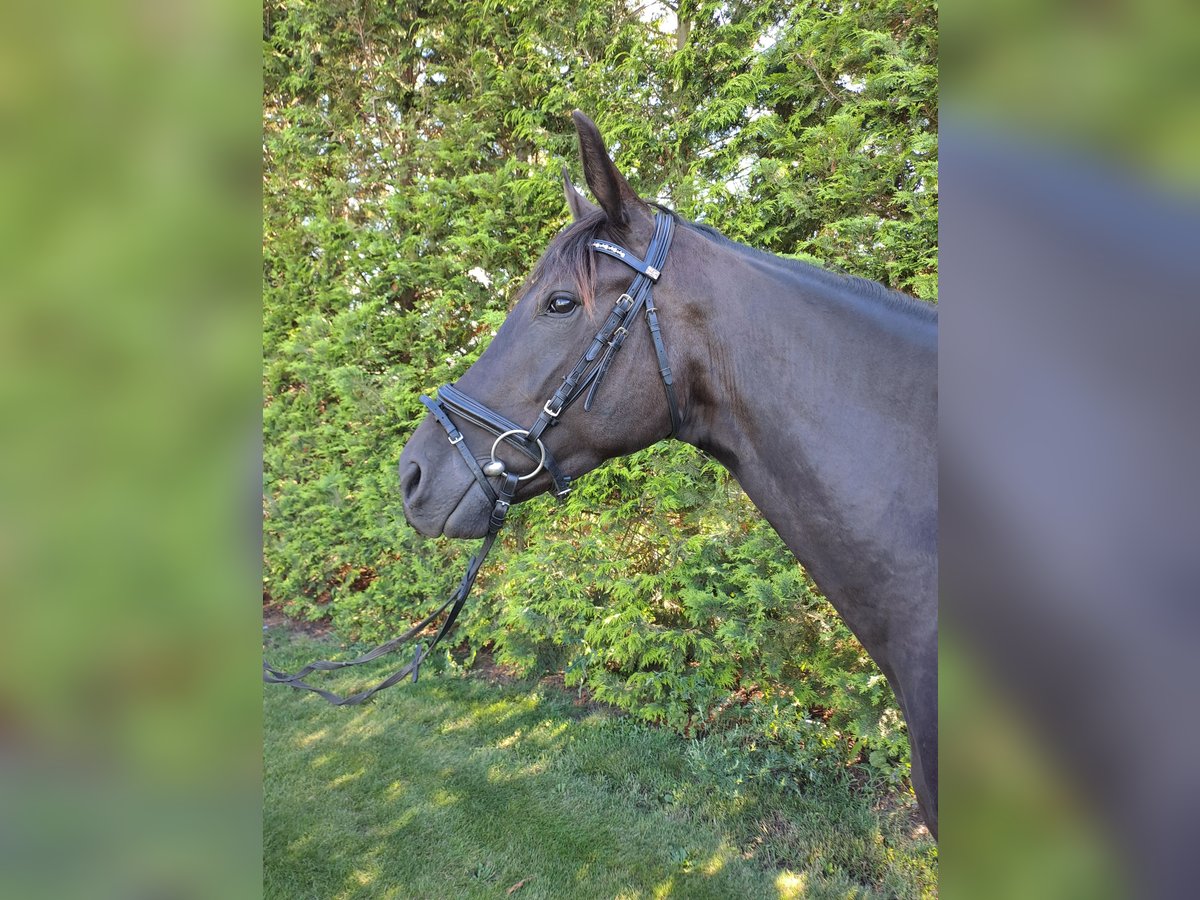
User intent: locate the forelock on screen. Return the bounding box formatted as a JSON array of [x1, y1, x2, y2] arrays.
[[526, 209, 611, 311]]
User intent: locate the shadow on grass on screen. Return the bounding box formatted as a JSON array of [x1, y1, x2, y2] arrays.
[[264, 634, 936, 899]]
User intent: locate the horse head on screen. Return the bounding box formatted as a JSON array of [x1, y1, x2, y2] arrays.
[[399, 112, 695, 538]]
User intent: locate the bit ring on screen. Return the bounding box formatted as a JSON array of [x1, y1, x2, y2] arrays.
[[488, 429, 546, 482]]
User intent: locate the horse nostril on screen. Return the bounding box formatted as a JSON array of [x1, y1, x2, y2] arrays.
[[401, 461, 422, 503]]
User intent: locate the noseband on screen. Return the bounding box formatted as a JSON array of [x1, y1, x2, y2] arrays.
[[265, 212, 678, 704]]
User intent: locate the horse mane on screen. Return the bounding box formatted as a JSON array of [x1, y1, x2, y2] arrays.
[[681, 213, 938, 322], [526, 209, 612, 312]]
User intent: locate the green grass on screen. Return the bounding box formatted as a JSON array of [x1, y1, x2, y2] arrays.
[[264, 632, 936, 899]]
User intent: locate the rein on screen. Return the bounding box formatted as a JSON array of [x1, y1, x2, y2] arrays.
[[264, 212, 677, 704]]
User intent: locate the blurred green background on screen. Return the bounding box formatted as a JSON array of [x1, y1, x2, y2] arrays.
[[1, 0, 261, 897]]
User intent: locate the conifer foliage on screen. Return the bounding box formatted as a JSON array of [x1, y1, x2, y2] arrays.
[[264, 0, 936, 777]]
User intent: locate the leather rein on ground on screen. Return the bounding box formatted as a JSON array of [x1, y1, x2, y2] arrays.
[[264, 212, 677, 705]]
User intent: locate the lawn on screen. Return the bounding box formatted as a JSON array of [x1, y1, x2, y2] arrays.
[[264, 630, 936, 899]]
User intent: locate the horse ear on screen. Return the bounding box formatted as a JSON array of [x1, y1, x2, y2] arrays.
[[562, 166, 599, 221], [571, 110, 645, 228]]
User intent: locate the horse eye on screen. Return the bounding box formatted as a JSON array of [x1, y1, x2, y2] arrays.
[[547, 294, 577, 316]]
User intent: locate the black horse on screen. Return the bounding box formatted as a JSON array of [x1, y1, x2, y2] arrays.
[[399, 112, 938, 835]]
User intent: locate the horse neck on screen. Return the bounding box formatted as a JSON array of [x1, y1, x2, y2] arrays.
[[672, 230, 938, 640]]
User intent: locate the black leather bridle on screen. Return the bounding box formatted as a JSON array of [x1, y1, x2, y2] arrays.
[[264, 212, 678, 704]]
